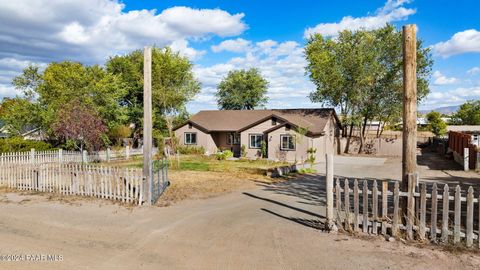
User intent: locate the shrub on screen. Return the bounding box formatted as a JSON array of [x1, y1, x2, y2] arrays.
[[241, 144, 247, 157], [306, 147, 317, 168], [261, 141, 267, 158], [109, 125, 132, 145], [0, 137, 54, 153], [215, 150, 233, 160], [177, 145, 205, 155]]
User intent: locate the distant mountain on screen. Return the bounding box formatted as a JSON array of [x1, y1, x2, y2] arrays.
[[419, 105, 460, 115]]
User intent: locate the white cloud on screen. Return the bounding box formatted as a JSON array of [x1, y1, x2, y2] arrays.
[[0, 1, 247, 99], [0, 84, 21, 98], [467, 67, 480, 75], [304, 0, 415, 38], [0, 1, 247, 64], [169, 39, 206, 60], [431, 29, 480, 58], [425, 86, 480, 108], [211, 38, 252, 53], [432, 71, 458, 85], [190, 39, 316, 110]]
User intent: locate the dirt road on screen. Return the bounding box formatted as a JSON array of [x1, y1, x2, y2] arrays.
[[1, 174, 479, 270]]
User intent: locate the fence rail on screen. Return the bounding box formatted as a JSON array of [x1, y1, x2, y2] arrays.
[[0, 163, 145, 205], [331, 177, 480, 248], [0, 149, 84, 164], [0, 147, 148, 165]]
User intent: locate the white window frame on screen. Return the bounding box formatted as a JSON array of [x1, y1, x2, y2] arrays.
[[280, 134, 295, 151], [184, 132, 197, 145], [249, 134, 263, 149]]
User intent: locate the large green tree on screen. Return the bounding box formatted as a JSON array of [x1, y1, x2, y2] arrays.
[[451, 101, 480, 125], [216, 68, 269, 110], [12, 62, 128, 134], [305, 24, 433, 153], [0, 97, 41, 135], [106, 47, 200, 137], [7, 46, 199, 149]]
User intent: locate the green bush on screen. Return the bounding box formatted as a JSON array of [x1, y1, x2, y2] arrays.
[[177, 145, 205, 155], [298, 168, 317, 174], [241, 144, 247, 157], [0, 137, 54, 153], [215, 150, 234, 160]]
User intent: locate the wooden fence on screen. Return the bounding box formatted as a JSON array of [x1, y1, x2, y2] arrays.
[[330, 176, 480, 248], [0, 163, 145, 205], [448, 131, 478, 170]]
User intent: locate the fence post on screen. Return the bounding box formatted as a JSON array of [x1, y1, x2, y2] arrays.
[[30, 148, 35, 164], [464, 147, 469, 171], [126, 145, 130, 160], [406, 173, 417, 240], [58, 149, 63, 163], [106, 148, 111, 163], [477, 152, 480, 171], [326, 153, 335, 229], [82, 150, 88, 164]]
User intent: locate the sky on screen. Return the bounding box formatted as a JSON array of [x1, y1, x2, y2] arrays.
[[0, 0, 479, 113]]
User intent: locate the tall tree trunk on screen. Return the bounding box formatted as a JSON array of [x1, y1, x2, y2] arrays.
[[376, 120, 382, 138], [344, 122, 354, 154], [358, 115, 368, 154], [379, 121, 387, 137]]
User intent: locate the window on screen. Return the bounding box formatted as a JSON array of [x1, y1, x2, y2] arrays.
[[249, 134, 263, 149], [227, 133, 240, 145], [184, 132, 197, 145], [280, 134, 295, 150]]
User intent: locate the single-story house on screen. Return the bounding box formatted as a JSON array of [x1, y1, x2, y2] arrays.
[[173, 108, 341, 163]]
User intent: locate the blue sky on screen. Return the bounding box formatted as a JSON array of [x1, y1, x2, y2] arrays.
[[0, 0, 479, 113]]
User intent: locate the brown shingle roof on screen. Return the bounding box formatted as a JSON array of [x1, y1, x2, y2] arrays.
[[176, 108, 339, 135]]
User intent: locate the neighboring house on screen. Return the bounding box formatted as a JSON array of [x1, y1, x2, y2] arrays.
[[0, 120, 7, 138], [21, 127, 47, 141], [173, 108, 341, 163], [0, 125, 46, 141]]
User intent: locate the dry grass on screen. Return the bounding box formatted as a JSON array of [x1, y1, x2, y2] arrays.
[[98, 154, 289, 207], [156, 169, 280, 207]]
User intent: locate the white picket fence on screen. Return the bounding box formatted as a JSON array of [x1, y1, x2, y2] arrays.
[[0, 147, 147, 165], [0, 149, 84, 164], [0, 163, 145, 205]]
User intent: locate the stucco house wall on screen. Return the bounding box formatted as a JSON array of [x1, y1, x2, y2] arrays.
[[266, 126, 312, 162], [240, 118, 284, 159], [175, 124, 217, 155]]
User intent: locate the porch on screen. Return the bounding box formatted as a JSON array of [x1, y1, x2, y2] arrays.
[[211, 131, 242, 157]]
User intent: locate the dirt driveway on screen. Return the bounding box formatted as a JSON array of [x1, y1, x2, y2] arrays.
[[1, 170, 479, 269]]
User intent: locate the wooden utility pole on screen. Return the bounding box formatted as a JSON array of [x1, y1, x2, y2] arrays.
[[402, 24, 417, 190], [143, 46, 153, 205], [402, 25, 418, 236]]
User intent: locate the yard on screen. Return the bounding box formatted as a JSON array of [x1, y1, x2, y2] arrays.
[[100, 154, 290, 206]]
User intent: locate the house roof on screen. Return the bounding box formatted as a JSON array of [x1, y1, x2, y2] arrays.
[[175, 108, 340, 135]]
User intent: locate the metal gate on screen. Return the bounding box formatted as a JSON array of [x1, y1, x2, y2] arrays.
[[150, 159, 170, 204]]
